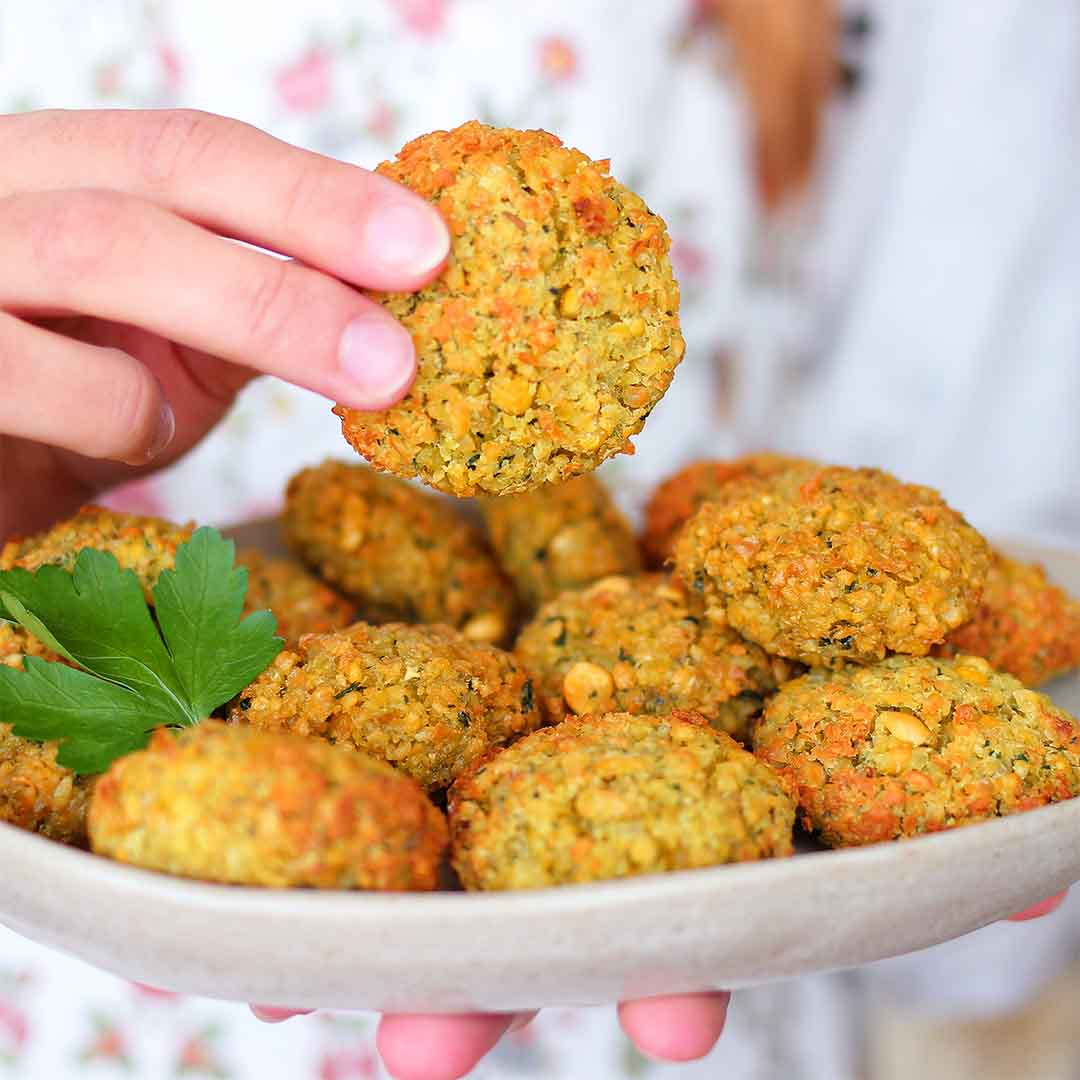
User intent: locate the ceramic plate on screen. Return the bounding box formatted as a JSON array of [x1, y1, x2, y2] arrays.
[[0, 528, 1077, 1012]]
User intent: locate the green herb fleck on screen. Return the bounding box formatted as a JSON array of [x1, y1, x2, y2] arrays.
[[334, 682, 364, 700]]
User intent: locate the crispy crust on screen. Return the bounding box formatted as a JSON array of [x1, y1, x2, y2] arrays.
[[753, 655, 1080, 847], [0, 506, 193, 601], [480, 475, 641, 610], [449, 711, 795, 890], [229, 622, 542, 791], [642, 453, 815, 567], [0, 624, 94, 845], [283, 460, 515, 644], [236, 549, 355, 644], [515, 574, 796, 742], [335, 121, 685, 496], [674, 466, 991, 667], [934, 552, 1080, 687], [88, 723, 446, 889]]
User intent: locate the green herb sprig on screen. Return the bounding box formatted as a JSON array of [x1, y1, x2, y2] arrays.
[[0, 527, 283, 774]]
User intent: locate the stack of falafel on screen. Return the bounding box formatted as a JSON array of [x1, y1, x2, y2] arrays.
[[3, 120, 1080, 894]]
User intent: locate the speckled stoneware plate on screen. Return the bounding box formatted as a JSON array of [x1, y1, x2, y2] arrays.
[[0, 527, 1078, 1012]]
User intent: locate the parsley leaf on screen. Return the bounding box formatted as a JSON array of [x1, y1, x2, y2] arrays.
[[0, 527, 283, 773], [153, 527, 282, 720], [0, 657, 153, 774], [0, 554, 185, 727]]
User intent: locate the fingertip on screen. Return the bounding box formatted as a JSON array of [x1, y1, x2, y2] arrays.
[[1009, 891, 1067, 921], [250, 1005, 312, 1024], [358, 177, 451, 291], [618, 992, 730, 1063], [377, 1013, 515, 1080], [335, 314, 417, 411]]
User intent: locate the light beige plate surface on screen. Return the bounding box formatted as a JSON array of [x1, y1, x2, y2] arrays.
[[0, 529, 1077, 1011]]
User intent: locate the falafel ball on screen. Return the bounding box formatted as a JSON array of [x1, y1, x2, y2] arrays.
[[88, 722, 447, 890], [480, 475, 641, 611], [236, 548, 355, 644], [0, 506, 193, 601], [515, 574, 796, 742], [0, 623, 94, 845], [674, 466, 991, 668], [449, 711, 795, 890], [229, 622, 542, 791], [334, 121, 685, 496], [934, 551, 1080, 687], [753, 655, 1080, 847], [642, 453, 815, 567], [283, 460, 515, 644]]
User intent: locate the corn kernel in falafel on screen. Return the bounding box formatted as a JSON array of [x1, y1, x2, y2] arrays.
[[753, 655, 1080, 847], [335, 121, 685, 496], [449, 711, 795, 890]]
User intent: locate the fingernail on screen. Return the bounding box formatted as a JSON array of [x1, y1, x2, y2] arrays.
[[124, 401, 175, 466], [146, 401, 176, 461], [363, 200, 450, 278], [338, 316, 416, 409]]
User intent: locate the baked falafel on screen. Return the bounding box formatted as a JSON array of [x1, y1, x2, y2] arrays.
[[236, 548, 355, 644], [335, 121, 685, 496], [753, 655, 1080, 847], [229, 621, 542, 791], [642, 453, 815, 567], [0, 506, 193, 601], [0, 623, 94, 845], [674, 466, 991, 667], [515, 574, 795, 741], [88, 722, 447, 890], [480, 475, 641, 611], [283, 460, 515, 644], [449, 711, 795, 890], [935, 551, 1080, 687]]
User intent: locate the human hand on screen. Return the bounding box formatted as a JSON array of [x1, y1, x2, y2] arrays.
[[0, 108, 449, 538], [251, 891, 1068, 1079], [252, 992, 731, 1080]]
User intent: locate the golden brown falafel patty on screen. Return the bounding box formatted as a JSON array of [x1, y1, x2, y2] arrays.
[[934, 551, 1080, 687], [88, 722, 447, 890], [335, 121, 685, 496], [0, 506, 193, 601], [480, 475, 641, 611], [753, 655, 1080, 847], [236, 548, 355, 644], [515, 574, 796, 742], [674, 466, 991, 668], [0, 510, 194, 843], [229, 622, 542, 791], [449, 711, 795, 890], [0, 624, 94, 845], [283, 460, 514, 644], [642, 453, 816, 567]]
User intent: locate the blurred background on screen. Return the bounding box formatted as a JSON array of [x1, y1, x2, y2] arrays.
[[2, 1, 1080, 1076]]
